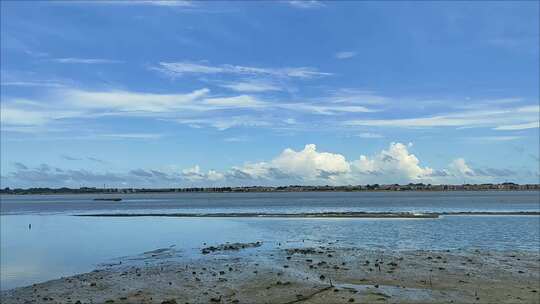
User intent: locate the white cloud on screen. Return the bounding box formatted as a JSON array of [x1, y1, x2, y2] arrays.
[[4, 143, 531, 187], [176, 116, 273, 131], [202, 95, 267, 108], [325, 89, 387, 105], [335, 51, 357, 59], [182, 165, 224, 182], [223, 136, 249, 142], [288, 1, 325, 9], [357, 132, 384, 139], [273, 144, 351, 179], [154, 61, 332, 79], [279, 103, 376, 115], [345, 106, 539, 129], [494, 121, 540, 130], [0, 81, 66, 88], [465, 136, 523, 142], [100, 133, 164, 139], [448, 158, 475, 176], [63, 88, 210, 113], [0, 105, 81, 126], [220, 80, 282, 92], [77, 1, 194, 7], [142, 0, 194, 7], [52, 58, 122, 64], [352, 142, 433, 181], [230, 144, 351, 181]]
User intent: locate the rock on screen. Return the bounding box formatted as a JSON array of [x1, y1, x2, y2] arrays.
[[161, 300, 177, 304], [201, 242, 262, 254], [286, 248, 318, 255]]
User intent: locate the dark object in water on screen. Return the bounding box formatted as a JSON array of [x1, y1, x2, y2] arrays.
[[93, 198, 122, 202]]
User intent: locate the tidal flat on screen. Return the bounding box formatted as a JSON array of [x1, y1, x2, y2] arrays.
[[2, 244, 539, 304], [2, 192, 539, 303]]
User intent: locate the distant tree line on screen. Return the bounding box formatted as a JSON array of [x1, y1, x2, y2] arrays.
[[1, 182, 538, 195]]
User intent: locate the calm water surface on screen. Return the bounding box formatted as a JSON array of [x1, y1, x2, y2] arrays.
[[1, 191, 539, 290]]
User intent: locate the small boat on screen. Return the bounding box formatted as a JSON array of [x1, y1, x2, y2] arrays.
[[93, 198, 122, 202]]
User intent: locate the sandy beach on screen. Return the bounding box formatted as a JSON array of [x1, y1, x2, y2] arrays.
[[2, 242, 539, 304]]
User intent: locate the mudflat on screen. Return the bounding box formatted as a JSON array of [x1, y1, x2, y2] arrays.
[[2, 244, 539, 304]]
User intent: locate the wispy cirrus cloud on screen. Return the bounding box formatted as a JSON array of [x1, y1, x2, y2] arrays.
[[287, 1, 325, 9], [52, 58, 122, 64], [99, 133, 164, 140], [153, 61, 332, 79], [68, 1, 194, 7], [174, 116, 273, 131], [345, 105, 540, 130], [464, 136, 524, 142], [0, 81, 66, 88], [357, 132, 384, 139], [220, 80, 283, 92], [493, 121, 540, 131], [335, 51, 357, 59]]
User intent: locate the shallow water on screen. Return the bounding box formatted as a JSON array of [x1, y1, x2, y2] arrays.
[[1, 191, 539, 290], [2, 191, 539, 215]]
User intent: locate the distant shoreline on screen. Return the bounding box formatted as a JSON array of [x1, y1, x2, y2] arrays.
[[1, 183, 539, 195], [75, 211, 540, 219]]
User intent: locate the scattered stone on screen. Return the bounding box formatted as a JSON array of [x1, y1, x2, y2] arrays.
[[201, 242, 262, 254]]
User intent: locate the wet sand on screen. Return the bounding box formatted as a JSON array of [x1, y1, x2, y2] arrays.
[[2, 244, 539, 304]]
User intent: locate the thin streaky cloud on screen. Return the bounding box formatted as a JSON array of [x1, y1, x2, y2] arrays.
[[357, 133, 384, 139], [493, 121, 540, 131], [220, 80, 283, 92], [154, 61, 332, 79], [288, 1, 325, 9], [52, 58, 122, 64], [99, 133, 164, 139], [62, 1, 194, 7], [335, 51, 357, 59], [0, 81, 66, 88], [345, 106, 539, 129], [464, 136, 524, 142]]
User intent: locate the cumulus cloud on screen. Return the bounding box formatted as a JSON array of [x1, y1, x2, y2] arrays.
[[273, 144, 351, 179], [181, 165, 224, 182], [3, 143, 532, 187], [228, 144, 351, 182], [352, 143, 433, 182], [448, 158, 475, 176]]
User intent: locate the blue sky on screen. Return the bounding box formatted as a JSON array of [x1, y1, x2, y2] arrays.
[[1, 0, 539, 188]]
